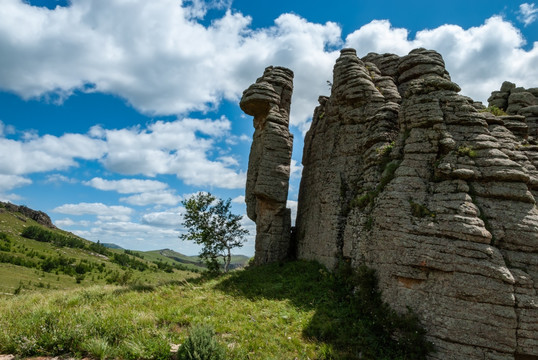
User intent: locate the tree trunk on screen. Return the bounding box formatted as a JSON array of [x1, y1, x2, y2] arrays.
[[225, 248, 231, 273]]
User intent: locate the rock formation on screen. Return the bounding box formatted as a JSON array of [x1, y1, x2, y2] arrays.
[[292, 48, 538, 359], [0, 201, 55, 228], [240, 66, 294, 265], [488, 81, 538, 140]]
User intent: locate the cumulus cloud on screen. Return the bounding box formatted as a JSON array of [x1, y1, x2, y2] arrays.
[[2, 0, 536, 131], [519, 3, 538, 26], [46, 174, 77, 184], [54, 218, 91, 228], [0, 121, 15, 137], [345, 16, 538, 104], [0, 174, 31, 201], [287, 199, 298, 225], [0, 133, 106, 175], [141, 207, 183, 227], [100, 117, 245, 188], [0, 0, 340, 131], [53, 202, 133, 219], [84, 177, 181, 206], [0, 118, 246, 190], [0, 174, 32, 192], [84, 177, 169, 194], [120, 191, 182, 206], [232, 195, 245, 204]]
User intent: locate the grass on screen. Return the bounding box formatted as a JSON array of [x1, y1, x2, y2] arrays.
[[457, 145, 477, 158], [0, 261, 433, 359], [0, 209, 207, 294], [479, 105, 507, 116]]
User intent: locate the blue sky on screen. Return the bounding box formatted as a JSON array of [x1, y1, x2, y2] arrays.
[[0, 0, 537, 255]]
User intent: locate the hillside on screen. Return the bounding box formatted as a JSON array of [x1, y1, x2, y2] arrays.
[[0, 203, 206, 295], [0, 261, 431, 359], [143, 249, 250, 270]]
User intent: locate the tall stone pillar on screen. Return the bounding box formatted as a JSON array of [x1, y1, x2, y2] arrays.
[[240, 66, 294, 265]]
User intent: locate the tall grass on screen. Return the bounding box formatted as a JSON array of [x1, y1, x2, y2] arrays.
[[0, 261, 432, 359]]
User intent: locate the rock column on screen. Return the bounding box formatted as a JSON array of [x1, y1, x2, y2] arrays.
[[240, 66, 294, 265]]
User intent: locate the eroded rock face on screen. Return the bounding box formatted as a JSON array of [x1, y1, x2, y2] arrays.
[[296, 48, 538, 359], [489, 82, 538, 140], [241, 66, 294, 265], [0, 201, 55, 228]]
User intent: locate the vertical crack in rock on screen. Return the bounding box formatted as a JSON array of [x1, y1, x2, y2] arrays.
[[294, 48, 538, 359], [240, 66, 294, 265], [296, 48, 399, 268]]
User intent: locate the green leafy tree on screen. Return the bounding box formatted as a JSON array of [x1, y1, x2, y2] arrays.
[[180, 192, 248, 273]]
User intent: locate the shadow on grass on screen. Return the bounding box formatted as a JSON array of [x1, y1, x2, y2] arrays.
[[214, 261, 433, 360]]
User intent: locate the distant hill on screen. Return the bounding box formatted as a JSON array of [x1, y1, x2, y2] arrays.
[[0, 202, 203, 295], [0, 203, 252, 295], [101, 243, 124, 249], [135, 249, 250, 271]]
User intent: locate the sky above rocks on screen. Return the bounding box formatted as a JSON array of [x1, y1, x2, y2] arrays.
[[0, 0, 537, 255]]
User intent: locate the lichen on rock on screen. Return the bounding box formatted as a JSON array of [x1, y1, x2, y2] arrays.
[[243, 47, 538, 359], [296, 48, 538, 359]]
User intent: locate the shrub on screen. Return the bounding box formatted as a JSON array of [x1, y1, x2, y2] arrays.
[[177, 324, 226, 360], [480, 105, 507, 116], [304, 262, 434, 359], [457, 145, 477, 158]]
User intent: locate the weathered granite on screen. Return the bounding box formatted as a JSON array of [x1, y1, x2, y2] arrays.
[[489, 82, 538, 142], [240, 66, 294, 265], [294, 48, 538, 359]]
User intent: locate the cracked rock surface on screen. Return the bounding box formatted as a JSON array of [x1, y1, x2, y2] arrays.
[[241, 66, 294, 265], [295, 48, 538, 359]]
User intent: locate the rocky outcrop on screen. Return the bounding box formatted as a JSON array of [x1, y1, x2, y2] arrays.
[[241, 66, 294, 265], [489, 82, 538, 140], [294, 48, 538, 359], [0, 201, 55, 228]]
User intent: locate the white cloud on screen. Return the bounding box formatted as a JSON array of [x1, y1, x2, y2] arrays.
[[232, 195, 245, 204], [290, 159, 302, 178], [53, 202, 133, 219], [519, 3, 538, 26], [84, 178, 182, 206], [345, 16, 538, 104], [0, 133, 106, 175], [46, 174, 77, 184], [141, 208, 183, 227], [0, 174, 32, 192], [0, 0, 340, 131], [120, 191, 182, 206], [0, 118, 246, 190], [345, 20, 413, 55], [55, 218, 75, 227], [2, 0, 535, 133], [287, 199, 298, 225], [84, 177, 169, 194], [101, 118, 245, 188], [0, 121, 15, 137], [55, 218, 91, 228]]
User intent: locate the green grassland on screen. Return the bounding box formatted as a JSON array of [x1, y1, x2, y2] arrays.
[[0, 207, 205, 294], [0, 205, 432, 359], [0, 261, 432, 360]]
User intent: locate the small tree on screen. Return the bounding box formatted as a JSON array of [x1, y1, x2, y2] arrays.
[[180, 192, 248, 273]]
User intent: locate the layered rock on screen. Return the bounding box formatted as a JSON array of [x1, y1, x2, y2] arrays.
[[0, 201, 55, 228], [296, 48, 538, 359], [489, 82, 538, 139], [240, 66, 294, 265]]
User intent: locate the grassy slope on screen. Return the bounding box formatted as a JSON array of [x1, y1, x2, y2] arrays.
[[0, 261, 431, 360], [0, 209, 202, 294]]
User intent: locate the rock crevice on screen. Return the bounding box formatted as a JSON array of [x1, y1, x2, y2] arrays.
[[293, 48, 538, 359], [244, 49, 538, 359]]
